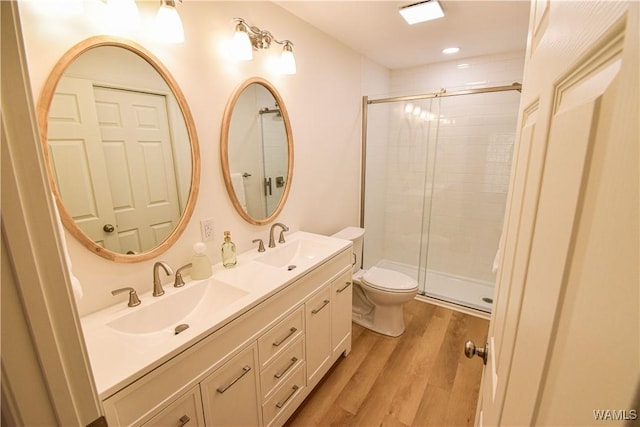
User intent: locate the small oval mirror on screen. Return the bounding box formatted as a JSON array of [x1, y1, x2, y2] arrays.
[[221, 78, 293, 225], [37, 37, 200, 262]]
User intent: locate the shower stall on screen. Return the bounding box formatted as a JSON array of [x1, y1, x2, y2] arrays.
[[361, 84, 521, 313]]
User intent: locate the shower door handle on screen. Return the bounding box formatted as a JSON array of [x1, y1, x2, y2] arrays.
[[264, 177, 272, 196], [464, 340, 488, 365]]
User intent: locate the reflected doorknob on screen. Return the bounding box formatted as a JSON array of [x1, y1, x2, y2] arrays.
[[464, 340, 488, 365], [103, 224, 115, 233]]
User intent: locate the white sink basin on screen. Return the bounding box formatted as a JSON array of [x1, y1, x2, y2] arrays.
[[107, 279, 248, 335], [255, 238, 336, 268]]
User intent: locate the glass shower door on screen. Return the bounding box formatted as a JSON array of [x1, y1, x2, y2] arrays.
[[362, 98, 437, 277], [419, 90, 520, 312]]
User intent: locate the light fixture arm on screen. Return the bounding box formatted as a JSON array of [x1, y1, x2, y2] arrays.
[[161, 0, 182, 7], [233, 18, 294, 51]]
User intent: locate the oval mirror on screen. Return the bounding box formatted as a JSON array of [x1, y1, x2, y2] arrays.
[[221, 78, 293, 225], [37, 37, 200, 262]]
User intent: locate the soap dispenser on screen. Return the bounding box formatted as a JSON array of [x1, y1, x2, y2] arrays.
[[191, 242, 212, 280], [221, 231, 237, 268]]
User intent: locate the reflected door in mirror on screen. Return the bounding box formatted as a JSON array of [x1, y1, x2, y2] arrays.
[[48, 76, 181, 254], [259, 108, 288, 217], [38, 38, 200, 262]]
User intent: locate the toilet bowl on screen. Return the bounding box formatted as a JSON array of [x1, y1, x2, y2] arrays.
[[332, 227, 418, 337]]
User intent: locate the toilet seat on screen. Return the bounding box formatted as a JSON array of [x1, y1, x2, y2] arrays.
[[361, 266, 418, 293]]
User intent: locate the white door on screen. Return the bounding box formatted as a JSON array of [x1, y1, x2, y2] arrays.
[[48, 77, 121, 250], [48, 78, 182, 254], [93, 86, 181, 254], [474, 1, 639, 426]]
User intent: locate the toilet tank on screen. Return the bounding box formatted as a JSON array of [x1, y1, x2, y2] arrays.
[[331, 227, 365, 274]]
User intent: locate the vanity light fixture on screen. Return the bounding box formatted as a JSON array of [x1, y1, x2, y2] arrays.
[[399, 0, 444, 25], [232, 17, 297, 75], [155, 0, 185, 43]]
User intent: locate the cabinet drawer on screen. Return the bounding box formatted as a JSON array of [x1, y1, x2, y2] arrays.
[[260, 335, 304, 400], [258, 307, 303, 367], [262, 364, 306, 427], [141, 385, 204, 427], [200, 343, 261, 426]]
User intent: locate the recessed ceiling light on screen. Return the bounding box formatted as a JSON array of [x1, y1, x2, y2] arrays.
[[399, 1, 444, 25], [442, 47, 460, 54]]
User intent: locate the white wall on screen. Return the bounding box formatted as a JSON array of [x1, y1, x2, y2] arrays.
[[19, 1, 381, 316]]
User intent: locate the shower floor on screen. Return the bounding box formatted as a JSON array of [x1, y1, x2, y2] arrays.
[[374, 259, 494, 313]]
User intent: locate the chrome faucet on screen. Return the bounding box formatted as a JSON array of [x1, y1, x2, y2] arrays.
[[153, 261, 174, 297], [268, 223, 289, 248]]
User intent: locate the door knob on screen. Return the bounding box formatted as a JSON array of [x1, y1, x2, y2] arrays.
[[464, 340, 488, 365], [103, 224, 115, 233]]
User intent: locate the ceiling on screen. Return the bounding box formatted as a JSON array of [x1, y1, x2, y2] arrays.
[[275, 1, 531, 70]]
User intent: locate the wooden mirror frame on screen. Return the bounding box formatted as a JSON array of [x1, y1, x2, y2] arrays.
[[37, 36, 200, 262], [220, 77, 294, 225]]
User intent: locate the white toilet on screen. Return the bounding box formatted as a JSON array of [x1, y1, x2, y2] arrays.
[[332, 227, 418, 337]]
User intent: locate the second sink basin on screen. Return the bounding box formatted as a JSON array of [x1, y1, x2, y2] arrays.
[[255, 238, 336, 268], [107, 279, 248, 335]]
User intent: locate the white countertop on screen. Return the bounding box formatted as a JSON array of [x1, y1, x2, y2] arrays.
[[80, 231, 351, 399]]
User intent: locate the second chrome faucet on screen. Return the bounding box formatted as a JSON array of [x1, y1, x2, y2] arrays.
[[268, 223, 289, 248], [153, 261, 174, 297]]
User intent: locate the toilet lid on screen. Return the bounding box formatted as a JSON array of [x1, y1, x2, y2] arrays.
[[362, 267, 418, 293]]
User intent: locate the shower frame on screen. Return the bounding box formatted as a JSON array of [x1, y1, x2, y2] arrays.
[[360, 82, 522, 314]]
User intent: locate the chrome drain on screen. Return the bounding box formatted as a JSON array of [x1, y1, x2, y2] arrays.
[[175, 324, 189, 335], [287, 265, 297, 271], [482, 297, 494, 304]]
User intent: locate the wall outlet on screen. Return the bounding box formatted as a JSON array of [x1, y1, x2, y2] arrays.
[[200, 218, 215, 242]]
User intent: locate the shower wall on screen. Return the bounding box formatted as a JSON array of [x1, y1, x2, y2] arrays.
[[424, 91, 519, 284]]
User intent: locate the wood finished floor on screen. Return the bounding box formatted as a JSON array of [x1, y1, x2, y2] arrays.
[[285, 299, 489, 427]]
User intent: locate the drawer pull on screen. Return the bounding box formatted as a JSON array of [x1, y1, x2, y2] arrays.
[[272, 327, 297, 347], [216, 365, 252, 394], [276, 385, 299, 409], [274, 357, 298, 379], [337, 281, 352, 293], [311, 299, 330, 314], [179, 415, 191, 426]]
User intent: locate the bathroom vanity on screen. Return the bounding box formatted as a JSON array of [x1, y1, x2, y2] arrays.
[[80, 232, 353, 426]]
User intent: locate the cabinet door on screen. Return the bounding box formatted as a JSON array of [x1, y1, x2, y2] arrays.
[[305, 286, 332, 384], [331, 270, 353, 356], [200, 343, 261, 426]]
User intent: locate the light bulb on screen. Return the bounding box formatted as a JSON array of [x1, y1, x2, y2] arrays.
[[232, 23, 253, 61], [156, 1, 184, 43], [279, 43, 296, 75], [442, 47, 460, 55]]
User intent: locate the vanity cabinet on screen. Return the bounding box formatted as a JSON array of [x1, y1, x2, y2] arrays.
[[101, 248, 352, 426]]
